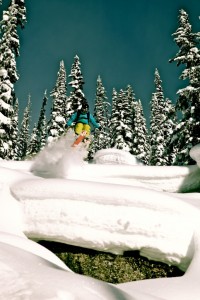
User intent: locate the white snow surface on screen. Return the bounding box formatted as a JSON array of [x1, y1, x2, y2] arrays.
[[93, 148, 144, 165], [1, 131, 200, 299]]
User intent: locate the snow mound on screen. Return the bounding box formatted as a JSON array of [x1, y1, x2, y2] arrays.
[[0, 184, 25, 237], [93, 148, 144, 165], [0, 232, 71, 272], [0, 238, 136, 300], [190, 143, 200, 167], [11, 178, 200, 271]]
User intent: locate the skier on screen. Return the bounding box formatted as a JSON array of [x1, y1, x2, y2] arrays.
[[65, 102, 101, 137]]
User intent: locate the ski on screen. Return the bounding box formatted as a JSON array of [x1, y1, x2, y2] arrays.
[[71, 130, 87, 147]]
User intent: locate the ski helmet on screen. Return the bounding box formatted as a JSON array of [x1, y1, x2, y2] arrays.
[[81, 101, 89, 110]]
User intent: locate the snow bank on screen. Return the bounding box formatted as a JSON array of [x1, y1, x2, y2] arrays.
[[66, 163, 200, 192], [0, 232, 71, 272], [0, 237, 135, 300], [119, 228, 200, 300], [11, 178, 200, 271], [1, 143, 200, 299], [190, 143, 200, 167], [30, 135, 200, 193], [0, 183, 25, 237], [93, 148, 144, 165]]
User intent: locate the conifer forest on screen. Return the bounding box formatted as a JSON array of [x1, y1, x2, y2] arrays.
[[0, 1, 200, 165]]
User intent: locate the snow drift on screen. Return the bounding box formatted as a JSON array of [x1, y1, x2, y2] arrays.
[[2, 137, 200, 299]]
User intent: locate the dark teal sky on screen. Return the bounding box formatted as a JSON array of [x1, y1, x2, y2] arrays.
[[1, 0, 200, 127]]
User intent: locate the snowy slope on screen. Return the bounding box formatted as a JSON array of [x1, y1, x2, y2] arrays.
[[1, 133, 200, 299]]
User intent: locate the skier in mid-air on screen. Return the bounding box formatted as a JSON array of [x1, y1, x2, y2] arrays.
[[65, 101, 101, 137]]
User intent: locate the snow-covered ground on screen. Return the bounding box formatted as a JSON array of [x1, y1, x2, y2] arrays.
[[1, 131, 200, 299]]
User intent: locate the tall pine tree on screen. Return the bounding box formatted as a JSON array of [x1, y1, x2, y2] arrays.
[[11, 98, 19, 159], [125, 85, 137, 153], [36, 90, 48, 151], [48, 60, 67, 143], [88, 76, 110, 160], [0, 0, 26, 159], [162, 98, 177, 165], [149, 69, 167, 165], [27, 123, 38, 158], [27, 90, 48, 156], [110, 88, 133, 151], [16, 95, 31, 160], [169, 9, 200, 165], [132, 100, 149, 164], [68, 55, 86, 113]]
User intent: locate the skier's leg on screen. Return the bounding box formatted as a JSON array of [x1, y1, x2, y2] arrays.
[[83, 124, 91, 136], [74, 123, 84, 135]]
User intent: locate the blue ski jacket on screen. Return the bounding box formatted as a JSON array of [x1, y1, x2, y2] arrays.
[[66, 111, 100, 128]]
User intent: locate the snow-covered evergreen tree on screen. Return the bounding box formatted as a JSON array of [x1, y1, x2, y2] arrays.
[[149, 69, 166, 166], [0, 69, 13, 158], [125, 85, 137, 152], [126, 85, 136, 109], [0, 0, 26, 159], [36, 90, 48, 150], [132, 100, 149, 164], [162, 98, 177, 165], [27, 90, 48, 156], [11, 98, 19, 159], [51, 60, 67, 117], [110, 88, 133, 151], [48, 61, 67, 143], [88, 76, 110, 160], [17, 95, 31, 160], [68, 55, 85, 113], [109, 88, 119, 148], [0, 0, 26, 82], [39, 117, 47, 150], [169, 9, 200, 165], [26, 123, 38, 158]]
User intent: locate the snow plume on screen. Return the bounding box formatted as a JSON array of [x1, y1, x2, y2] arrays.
[[31, 130, 86, 178]]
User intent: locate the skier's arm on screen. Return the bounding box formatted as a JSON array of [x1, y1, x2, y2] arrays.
[[66, 112, 78, 126], [89, 114, 100, 128]]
